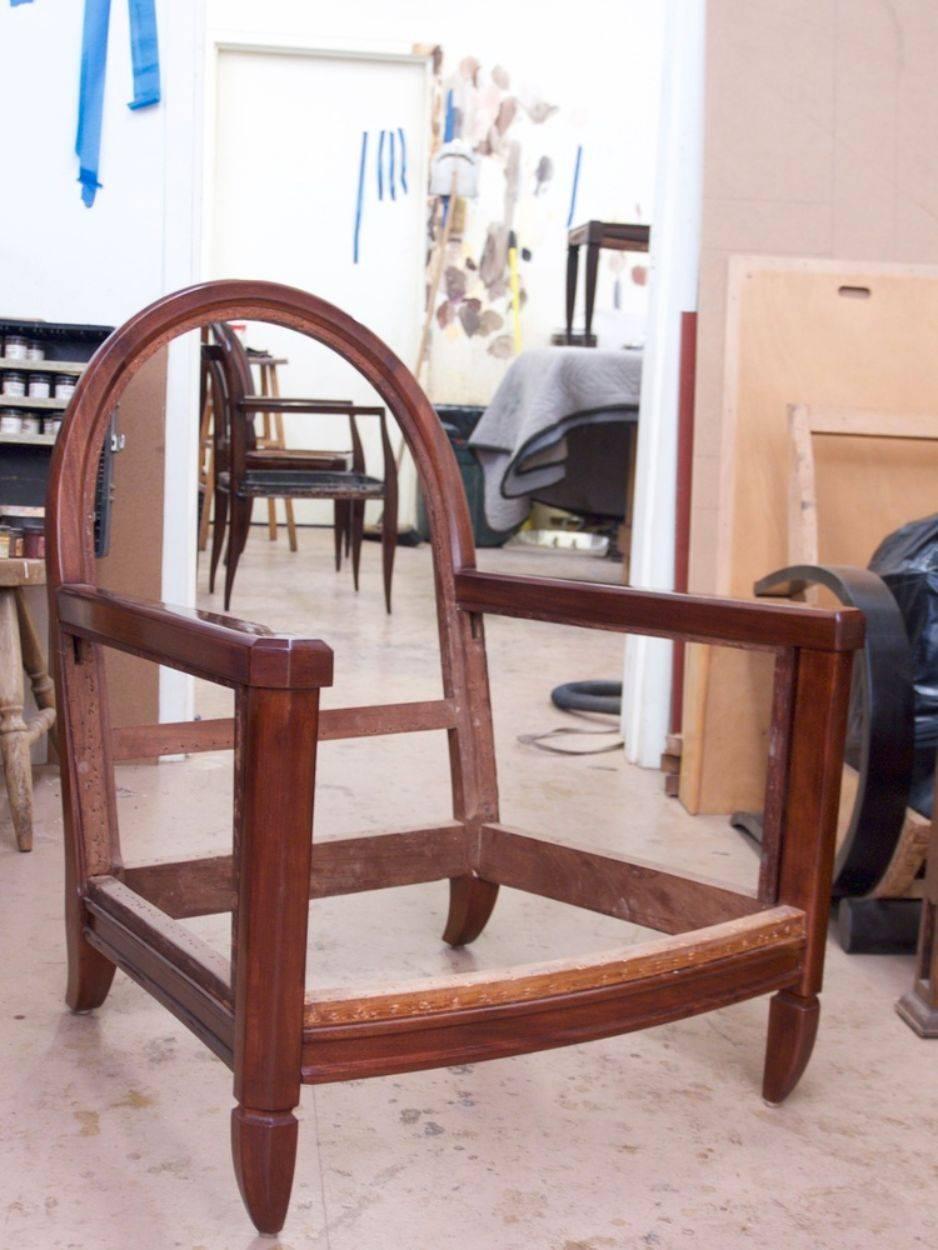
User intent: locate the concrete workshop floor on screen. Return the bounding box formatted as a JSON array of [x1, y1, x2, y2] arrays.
[[1, 528, 936, 1250]]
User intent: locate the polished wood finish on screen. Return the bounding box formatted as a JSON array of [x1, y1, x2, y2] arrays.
[[454, 569, 863, 652], [110, 698, 456, 760], [122, 824, 468, 919], [48, 280, 862, 1234], [477, 824, 761, 932]]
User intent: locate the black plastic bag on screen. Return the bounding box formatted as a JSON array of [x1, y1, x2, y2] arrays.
[[869, 513, 938, 816]]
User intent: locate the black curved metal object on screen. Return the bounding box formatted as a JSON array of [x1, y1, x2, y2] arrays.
[[753, 564, 914, 897], [551, 680, 622, 716]]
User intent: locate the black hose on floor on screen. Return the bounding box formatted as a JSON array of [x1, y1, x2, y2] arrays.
[[551, 680, 623, 716]]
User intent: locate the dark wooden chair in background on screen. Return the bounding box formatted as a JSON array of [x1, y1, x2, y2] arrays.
[[201, 339, 347, 597], [208, 321, 398, 612], [48, 280, 862, 1236]]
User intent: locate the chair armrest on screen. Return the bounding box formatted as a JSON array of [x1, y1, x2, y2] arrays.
[[56, 585, 334, 689], [454, 570, 864, 653]]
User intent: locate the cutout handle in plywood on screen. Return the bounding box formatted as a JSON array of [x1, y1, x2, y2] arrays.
[[838, 285, 871, 299]]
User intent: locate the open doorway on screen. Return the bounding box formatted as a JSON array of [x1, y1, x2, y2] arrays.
[[207, 45, 430, 525]]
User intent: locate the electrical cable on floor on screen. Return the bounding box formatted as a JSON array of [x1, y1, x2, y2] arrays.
[[517, 705, 624, 756]]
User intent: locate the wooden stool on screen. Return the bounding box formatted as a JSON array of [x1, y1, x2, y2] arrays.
[[49, 281, 863, 1235], [251, 353, 298, 552], [0, 558, 56, 852]]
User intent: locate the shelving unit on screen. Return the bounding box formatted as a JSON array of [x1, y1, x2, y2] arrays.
[[1, 317, 113, 554], [0, 433, 57, 447], [0, 358, 87, 375], [0, 396, 69, 411]]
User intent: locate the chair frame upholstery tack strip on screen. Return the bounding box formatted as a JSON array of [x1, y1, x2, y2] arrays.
[[48, 281, 864, 1235]]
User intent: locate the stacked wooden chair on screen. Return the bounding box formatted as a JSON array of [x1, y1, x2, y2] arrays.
[[206, 320, 398, 611], [48, 281, 863, 1235]]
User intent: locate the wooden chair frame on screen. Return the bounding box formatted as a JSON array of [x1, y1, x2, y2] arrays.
[[48, 281, 863, 1235]]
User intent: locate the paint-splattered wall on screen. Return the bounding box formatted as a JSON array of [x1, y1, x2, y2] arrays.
[[208, 0, 666, 405], [420, 29, 663, 403]]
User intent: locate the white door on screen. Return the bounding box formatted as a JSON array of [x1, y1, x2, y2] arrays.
[[209, 48, 429, 524]]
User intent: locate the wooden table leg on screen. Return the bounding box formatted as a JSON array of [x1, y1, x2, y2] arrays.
[[0, 589, 35, 851], [269, 365, 298, 553], [259, 365, 279, 542], [584, 240, 601, 345], [565, 243, 579, 344]]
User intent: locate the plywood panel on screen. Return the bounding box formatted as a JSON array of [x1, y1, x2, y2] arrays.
[[96, 348, 167, 731], [682, 256, 938, 813]]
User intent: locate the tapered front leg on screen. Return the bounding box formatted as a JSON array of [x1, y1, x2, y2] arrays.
[[762, 648, 852, 1104], [231, 684, 321, 1235]]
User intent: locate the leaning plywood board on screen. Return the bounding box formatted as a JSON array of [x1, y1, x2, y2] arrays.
[[682, 256, 938, 815], [96, 348, 167, 736]]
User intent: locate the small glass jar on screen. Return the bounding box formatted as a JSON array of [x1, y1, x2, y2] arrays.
[[54, 374, 79, 401], [0, 527, 11, 558], [3, 335, 28, 361], [2, 371, 26, 397], [0, 409, 22, 434], [44, 415, 62, 437], [25, 341, 45, 362], [27, 373, 51, 399], [19, 414, 40, 435]]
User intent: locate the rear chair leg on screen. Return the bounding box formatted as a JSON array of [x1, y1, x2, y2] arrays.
[[762, 990, 820, 1105], [66, 882, 116, 1012], [443, 876, 500, 946]]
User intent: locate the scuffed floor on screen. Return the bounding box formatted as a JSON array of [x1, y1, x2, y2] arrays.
[[1, 529, 935, 1249]]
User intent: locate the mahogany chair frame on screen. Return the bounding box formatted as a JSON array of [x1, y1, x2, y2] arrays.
[[48, 281, 863, 1236], [210, 321, 398, 612]]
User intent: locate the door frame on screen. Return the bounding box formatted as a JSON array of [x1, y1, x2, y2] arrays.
[[199, 36, 434, 526]]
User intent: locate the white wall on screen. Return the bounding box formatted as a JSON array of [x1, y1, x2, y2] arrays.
[[205, 0, 665, 404], [621, 0, 706, 767], [0, 0, 204, 722]]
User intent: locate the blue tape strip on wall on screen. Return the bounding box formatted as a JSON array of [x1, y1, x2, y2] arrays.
[[388, 130, 396, 201], [75, 0, 112, 207], [127, 0, 161, 109], [566, 144, 584, 229], [398, 128, 408, 194], [10, 1, 35, 8], [377, 129, 386, 201], [74, 0, 161, 206], [353, 130, 368, 263]]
